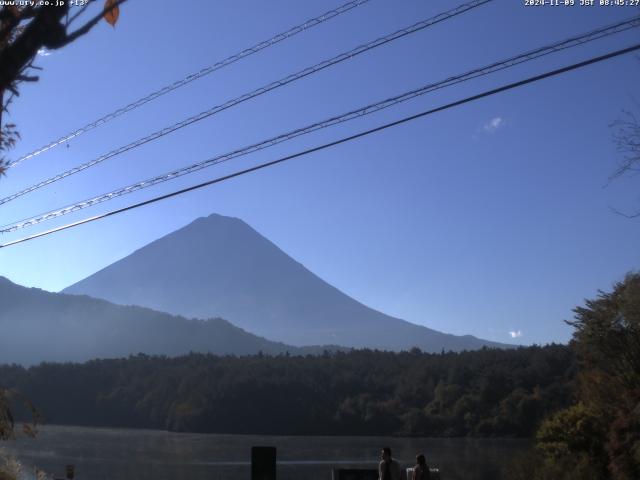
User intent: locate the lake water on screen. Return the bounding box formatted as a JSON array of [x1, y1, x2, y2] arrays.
[[2, 425, 531, 480]]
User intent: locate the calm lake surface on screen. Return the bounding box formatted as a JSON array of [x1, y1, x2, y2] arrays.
[[3, 425, 531, 480]]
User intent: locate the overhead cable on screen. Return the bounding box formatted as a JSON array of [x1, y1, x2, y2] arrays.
[[2, 42, 639, 249], [2, 16, 638, 234], [0, 0, 492, 205], [5, 0, 372, 169]]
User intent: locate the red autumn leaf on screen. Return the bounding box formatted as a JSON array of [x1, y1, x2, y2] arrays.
[[104, 0, 120, 27]]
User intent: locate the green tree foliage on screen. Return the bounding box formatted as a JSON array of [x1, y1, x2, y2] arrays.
[[0, 387, 39, 440], [0, 345, 574, 437], [536, 403, 608, 475], [0, 388, 39, 480], [514, 273, 640, 479]]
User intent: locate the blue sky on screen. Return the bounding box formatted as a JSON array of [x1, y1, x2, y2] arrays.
[[0, 0, 639, 345]]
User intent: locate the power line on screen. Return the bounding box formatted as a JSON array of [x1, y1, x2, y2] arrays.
[[2, 16, 638, 233], [0, 0, 492, 206], [2, 42, 638, 249], [5, 0, 372, 169]]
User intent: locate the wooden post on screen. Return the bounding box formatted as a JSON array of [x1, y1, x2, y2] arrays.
[[251, 446, 276, 480]]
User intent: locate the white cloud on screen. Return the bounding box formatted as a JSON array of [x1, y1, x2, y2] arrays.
[[37, 48, 52, 57], [483, 117, 504, 133], [509, 330, 523, 339]]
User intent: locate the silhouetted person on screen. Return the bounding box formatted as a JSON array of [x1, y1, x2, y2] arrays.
[[411, 454, 431, 480], [379, 446, 401, 480]]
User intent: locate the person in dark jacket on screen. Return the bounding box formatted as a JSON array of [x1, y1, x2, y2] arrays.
[[378, 446, 401, 480]]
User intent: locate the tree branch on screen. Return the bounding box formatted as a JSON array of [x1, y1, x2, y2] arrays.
[[16, 74, 38, 82], [0, 0, 127, 91], [0, 4, 68, 92], [66, 0, 96, 28], [609, 206, 640, 219], [62, 0, 127, 47]]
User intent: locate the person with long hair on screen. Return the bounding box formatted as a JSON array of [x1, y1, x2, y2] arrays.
[[412, 453, 431, 480]]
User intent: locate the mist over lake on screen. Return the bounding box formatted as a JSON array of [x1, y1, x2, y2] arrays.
[[5, 425, 530, 480]]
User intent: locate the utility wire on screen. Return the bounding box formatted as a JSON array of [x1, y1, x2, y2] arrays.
[[2, 42, 639, 249], [2, 16, 638, 234], [0, 0, 491, 206], [6, 0, 372, 169]]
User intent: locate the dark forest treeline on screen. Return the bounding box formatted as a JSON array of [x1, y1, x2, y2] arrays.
[[0, 344, 574, 437]]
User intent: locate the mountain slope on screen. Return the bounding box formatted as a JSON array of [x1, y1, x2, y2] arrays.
[[0, 276, 320, 365], [64, 214, 511, 351]]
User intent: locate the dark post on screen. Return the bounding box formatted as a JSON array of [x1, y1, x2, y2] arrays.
[[251, 446, 276, 480], [65, 465, 75, 479]]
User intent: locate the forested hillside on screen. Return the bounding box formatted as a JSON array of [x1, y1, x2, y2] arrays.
[[1, 345, 574, 437], [0, 276, 334, 364]]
